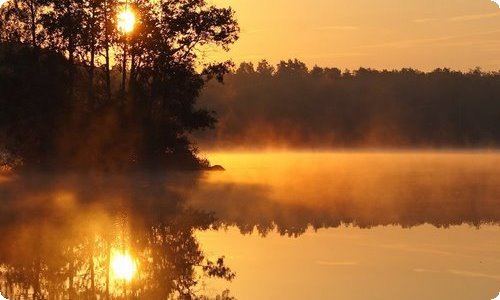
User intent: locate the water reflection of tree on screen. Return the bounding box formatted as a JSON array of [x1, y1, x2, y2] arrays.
[[187, 180, 500, 237], [0, 173, 234, 299]]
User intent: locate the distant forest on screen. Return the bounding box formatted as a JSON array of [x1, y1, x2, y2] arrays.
[[196, 59, 500, 149]]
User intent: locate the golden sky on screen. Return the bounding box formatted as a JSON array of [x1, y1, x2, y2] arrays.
[[209, 0, 500, 71]]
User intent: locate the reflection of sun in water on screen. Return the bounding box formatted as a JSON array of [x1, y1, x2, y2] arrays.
[[111, 252, 137, 281], [117, 8, 136, 33]]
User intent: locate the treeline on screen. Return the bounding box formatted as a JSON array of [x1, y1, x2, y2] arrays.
[[0, 0, 239, 171], [196, 59, 500, 149]]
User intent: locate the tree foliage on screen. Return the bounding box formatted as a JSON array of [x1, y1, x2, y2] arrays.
[[0, 0, 239, 170], [197, 60, 500, 149]]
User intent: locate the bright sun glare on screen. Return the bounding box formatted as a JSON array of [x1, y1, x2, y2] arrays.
[[117, 8, 136, 33], [111, 252, 137, 281]]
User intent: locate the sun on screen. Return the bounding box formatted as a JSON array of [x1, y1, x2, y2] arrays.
[[111, 252, 137, 281], [117, 8, 136, 33]]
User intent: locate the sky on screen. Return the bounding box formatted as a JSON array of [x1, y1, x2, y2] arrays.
[[209, 0, 500, 71]]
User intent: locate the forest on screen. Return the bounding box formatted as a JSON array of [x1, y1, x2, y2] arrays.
[[197, 59, 500, 149], [0, 0, 239, 171]]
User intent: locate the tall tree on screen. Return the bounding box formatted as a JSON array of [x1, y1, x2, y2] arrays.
[[124, 0, 240, 167], [0, 0, 46, 47], [41, 0, 85, 100], [81, 0, 103, 110], [101, 0, 118, 104], [0, 0, 240, 170]]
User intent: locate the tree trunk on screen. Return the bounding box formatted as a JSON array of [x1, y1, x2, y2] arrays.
[[89, 50, 95, 110], [29, 0, 36, 48], [121, 39, 128, 106], [88, 3, 96, 111], [68, 37, 76, 100], [105, 45, 111, 103], [104, 1, 112, 104]]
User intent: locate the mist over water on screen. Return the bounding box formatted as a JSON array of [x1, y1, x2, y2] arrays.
[[190, 151, 500, 300], [189, 151, 500, 233], [0, 172, 235, 299], [0, 151, 499, 299]]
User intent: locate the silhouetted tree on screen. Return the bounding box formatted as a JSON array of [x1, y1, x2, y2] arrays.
[[256, 59, 275, 76], [276, 59, 308, 77], [0, 0, 46, 47], [123, 0, 239, 168], [0, 0, 239, 171], [236, 62, 256, 75], [0, 43, 70, 169]]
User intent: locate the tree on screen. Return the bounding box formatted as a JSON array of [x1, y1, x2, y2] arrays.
[[80, 0, 105, 110], [256, 59, 275, 76], [276, 59, 308, 77], [0, 0, 240, 171], [0, 0, 46, 47], [124, 0, 239, 168], [236, 62, 255, 75], [0, 43, 70, 169]]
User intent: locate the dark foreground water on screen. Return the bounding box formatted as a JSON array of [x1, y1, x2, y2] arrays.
[[0, 152, 499, 299]]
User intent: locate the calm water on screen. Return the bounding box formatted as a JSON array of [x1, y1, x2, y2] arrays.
[[0, 151, 499, 299], [190, 152, 500, 300]]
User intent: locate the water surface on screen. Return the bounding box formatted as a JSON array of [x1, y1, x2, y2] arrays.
[[0, 151, 499, 299], [190, 151, 500, 300]]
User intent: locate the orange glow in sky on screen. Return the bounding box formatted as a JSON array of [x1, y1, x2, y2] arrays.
[[209, 0, 500, 71]]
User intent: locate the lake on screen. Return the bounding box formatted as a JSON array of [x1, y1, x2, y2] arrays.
[[190, 151, 500, 300], [0, 151, 499, 299]]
